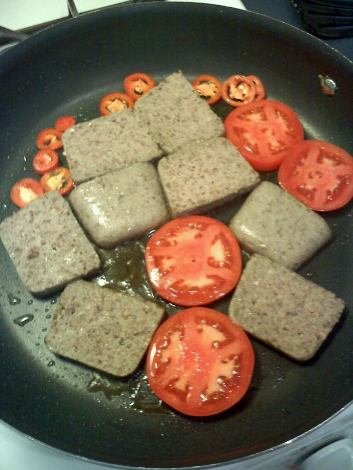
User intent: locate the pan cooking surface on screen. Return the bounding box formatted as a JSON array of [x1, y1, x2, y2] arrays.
[[0, 3, 352, 468]]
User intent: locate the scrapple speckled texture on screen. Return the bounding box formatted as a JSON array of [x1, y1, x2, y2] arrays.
[[134, 71, 224, 154], [158, 137, 260, 217], [230, 181, 332, 269], [62, 109, 162, 183], [45, 280, 165, 377], [69, 163, 170, 247], [229, 254, 345, 361], [0, 192, 100, 295]]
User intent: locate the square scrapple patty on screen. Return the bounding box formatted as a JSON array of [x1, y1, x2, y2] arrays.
[[229, 254, 345, 361], [69, 163, 169, 247], [230, 181, 332, 269], [134, 72, 224, 154], [0, 192, 100, 295], [45, 280, 165, 377], [62, 109, 162, 184], [158, 137, 260, 217]]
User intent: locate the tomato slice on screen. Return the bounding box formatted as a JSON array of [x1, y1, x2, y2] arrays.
[[224, 99, 304, 171], [192, 74, 222, 105], [55, 115, 77, 133], [36, 128, 63, 150], [145, 216, 242, 307], [278, 140, 353, 212], [247, 75, 266, 101], [33, 149, 59, 175], [222, 75, 256, 107], [10, 178, 44, 208], [40, 167, 74, 196], [146, 307, 255, 417], [123, 73, 156, 101], [99, 92, 134, 116]]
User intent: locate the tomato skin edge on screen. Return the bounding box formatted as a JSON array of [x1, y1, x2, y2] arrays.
[[278, 139, 353, 212], [146, 307, 255, 417], [224, 99, 305, 171], [145, 215, 243, 307]]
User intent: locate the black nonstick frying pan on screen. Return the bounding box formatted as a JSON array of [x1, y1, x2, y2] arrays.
[[0, 3, 352, 468]]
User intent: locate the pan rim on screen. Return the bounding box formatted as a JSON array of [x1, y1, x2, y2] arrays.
[[2, 400, 353, 469], [0, 2, 352, 468], [1, 1, 353, 71]]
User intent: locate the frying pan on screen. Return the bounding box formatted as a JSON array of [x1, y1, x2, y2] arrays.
[[0, 3, 352, 468]]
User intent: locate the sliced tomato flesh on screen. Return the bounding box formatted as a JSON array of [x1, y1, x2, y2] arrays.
[[222, 75, 256, 107], [123, 73, 156, 101], [278, 140, 353, 211], [10, 178, 44, 208], [33, 149, 59, 175], [99, 92, 134, 116], [36, 128, 63, 150], [55, 115, 77, 132], [192, 75, 222, 105], [145, 216, 242, 307], [40, 167, 74, 196], [224, 99, 304, 171], [146, 307, 255, 417]]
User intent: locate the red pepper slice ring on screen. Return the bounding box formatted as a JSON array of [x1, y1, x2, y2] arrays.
[[99, 92, 134, 116], [36, 128, 63, 150], [10, 178, 44, 208], [55, 115, 77, 133], [123, 73, 156, 101], [192, 75, 222, 105], [247, 75, 266, 101], [40, 167, 74, 196], [222, 75, 256, 107], [33, 149, 59, 175]]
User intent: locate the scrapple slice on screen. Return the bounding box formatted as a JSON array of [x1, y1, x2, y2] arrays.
[[45, 280, 165, 377], [229, 255, 345, 361], [0, 192, 100, 295], [158, 137, 260, 217], [230, 181, 332, 269], [134, 71, 224, 153], [69, 163, 169, 248], [62, 109, 162, 183]]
